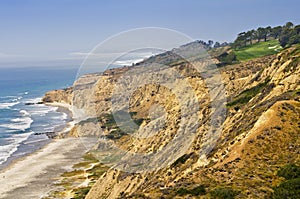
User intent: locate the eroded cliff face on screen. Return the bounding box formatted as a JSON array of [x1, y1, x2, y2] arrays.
[[43, 45, 300, 198], [43, 87, 73, 104]]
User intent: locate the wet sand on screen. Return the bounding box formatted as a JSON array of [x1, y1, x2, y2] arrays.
[[0, 102, 97, 198], [0, 137, 96, 199]]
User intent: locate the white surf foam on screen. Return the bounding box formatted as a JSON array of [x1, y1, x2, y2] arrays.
[[0, 102, 20, 109], [62, 112, 68, 120], [20, 110, 30, 116], [51, 112, 68, 120], [0, 132, 32, 164], [11, 96, 23, 102], [0, 95, 22, 99], [23, 97, 42, 104], [0, 117, 33, 131], [29, 106, 58, 116], [22, 97, 57, 116]]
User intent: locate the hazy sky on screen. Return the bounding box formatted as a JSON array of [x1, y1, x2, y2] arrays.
[[0, 0, 299, 68]]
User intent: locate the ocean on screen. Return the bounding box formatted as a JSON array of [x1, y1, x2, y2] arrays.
[[0, 66, 77, 166]]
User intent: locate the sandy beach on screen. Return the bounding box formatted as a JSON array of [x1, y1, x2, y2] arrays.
[[0, 101, 97, 199], [0, 137, 96, 199]]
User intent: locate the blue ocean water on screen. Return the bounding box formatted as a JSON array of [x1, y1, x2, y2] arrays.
[[0, 67, 77, 165]]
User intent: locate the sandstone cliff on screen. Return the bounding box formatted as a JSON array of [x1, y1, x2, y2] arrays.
[[43, 44, 300, 198]]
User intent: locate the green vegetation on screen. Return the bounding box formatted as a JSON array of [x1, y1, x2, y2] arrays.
[[176, 185, 206, 196], [103, 113, 116, 127], [234, 40, 282, 61], [271, 164, 300, 199], [87, 163, 109, 181], [45, 151, 108, 199], [171, 153, 191, 167], [233, 22, 300, 49], [210, 187, 239, 199], [103, 111, 148, 139], [214, 22, 300, 65], [77, 111, 148, 140], [78, 117, 99, 125], [217, 51, 237, 66], [271, 178, 300, 199], [105, 111, 147, 128], [61, 169, 84, 177], [105, 128, 126, 139], [227, 79, 270, 108], [72, 186, 92, 199], [277, 164, 300, 180]]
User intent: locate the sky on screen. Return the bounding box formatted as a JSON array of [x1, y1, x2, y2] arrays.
[[0, 0, 299, 68]]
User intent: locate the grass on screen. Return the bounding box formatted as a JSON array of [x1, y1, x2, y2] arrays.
[[234, 40, 282, 62]]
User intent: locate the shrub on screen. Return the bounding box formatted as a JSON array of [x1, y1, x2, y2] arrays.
[[271, 178, 300, 199], [189, 185, 206, 196], [227, 79, 269, 107], [105, 128, 127, 140], [176, 185, 206, 196], [210, 187, 239, 199], [217, 52, 237, 66], [176, 188, 189, 196], [270, 164, 300, 199], [277, 164, 300, 180], [72, 186, 91, 199]]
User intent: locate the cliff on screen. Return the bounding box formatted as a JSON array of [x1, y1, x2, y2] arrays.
[[43, 44, 300, 198]]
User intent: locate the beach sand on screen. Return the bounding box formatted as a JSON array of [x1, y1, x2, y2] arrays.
[[0, 137, 96, 199], [0, 102, 97, 199]]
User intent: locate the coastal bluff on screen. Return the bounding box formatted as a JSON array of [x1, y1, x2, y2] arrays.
[[42, 44, 300, 198]]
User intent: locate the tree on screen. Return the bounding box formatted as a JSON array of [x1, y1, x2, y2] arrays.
[[220, 42, 229, 47], [295, 25, 300, 34], [237, 32, 247, 46], [271, 26, 282, 39], [256, 27, 266, 42], [279, 31, 291, 47], [285, 21, 294, 29], [279, 27, 300, 47], [252, 30, 259, 43], [208, 40, 214, 47], [218, 52, 237, 65], [214, 41, 221, 48], [245, 30, 254, 45], [265, 26, 272, 41], [249, 29, 255, 44], [256, 27, 270, 42], [287, 32, 300, 46], [232, 22, 300, 49]]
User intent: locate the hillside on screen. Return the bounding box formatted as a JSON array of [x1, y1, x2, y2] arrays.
[[234, 40, 282, 61], [42, 43, 300, 199]]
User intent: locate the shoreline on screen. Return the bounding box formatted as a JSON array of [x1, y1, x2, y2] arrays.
[[0, 137, 96, 199], [0, 101, 74, 171], [0, 101, 97, 198], [45, 102, 75, 136]]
